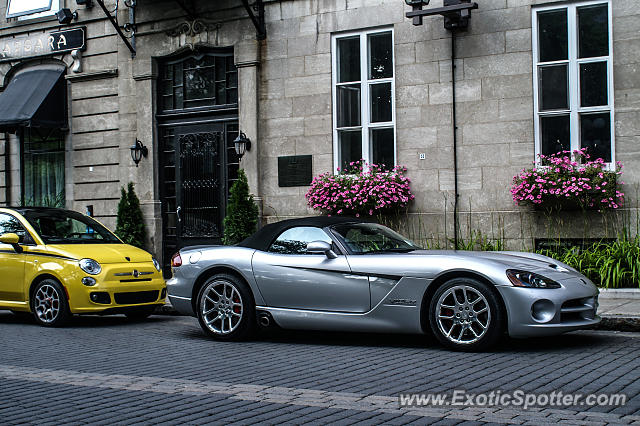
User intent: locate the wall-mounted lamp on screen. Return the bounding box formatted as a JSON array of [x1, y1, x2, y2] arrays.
[[233, 132, 252, 159], [56, 8, 79, 24], [130, 139, 148, 167]]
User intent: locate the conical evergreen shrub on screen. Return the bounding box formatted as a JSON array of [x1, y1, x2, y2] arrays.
[[115, 182, 147, 250], [223, 169, 259, 245]]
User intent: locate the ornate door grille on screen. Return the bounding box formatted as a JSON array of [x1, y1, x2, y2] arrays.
[[178, 131, 222, 238]]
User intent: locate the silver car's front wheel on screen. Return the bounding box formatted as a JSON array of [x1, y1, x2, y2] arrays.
[[436, 285, 491, 345], [429, 278, 504, 351], [196, 274, 255, 341]]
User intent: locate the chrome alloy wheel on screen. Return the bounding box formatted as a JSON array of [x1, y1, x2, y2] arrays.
[[200, 280, 244, 335], [436, 285, 491, 345], [34, 284, 61, 323]]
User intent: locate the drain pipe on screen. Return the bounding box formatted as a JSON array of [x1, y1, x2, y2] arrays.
[[404, 0, 478, 250], [451, 30, 460, 250]]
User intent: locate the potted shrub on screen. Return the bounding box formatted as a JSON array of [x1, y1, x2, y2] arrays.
[[223, 169, 259, 245], [115, 182, 147, 250]]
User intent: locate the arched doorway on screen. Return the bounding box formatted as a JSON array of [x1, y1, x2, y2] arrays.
[[156, 48, 239, 270]]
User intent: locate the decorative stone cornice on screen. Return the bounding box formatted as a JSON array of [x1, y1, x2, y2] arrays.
[[65, 69, 118, 82], [235, 60, 260, 69], [165, 19, 220, 37], [133, 72, 157, 81]]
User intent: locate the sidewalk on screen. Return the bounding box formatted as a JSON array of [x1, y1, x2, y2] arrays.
[[596, 289, 640, 332], [158, 288, 640, 332]]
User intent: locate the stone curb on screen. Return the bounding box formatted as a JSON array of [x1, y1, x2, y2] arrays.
[[594, 315, 640, 333], [154, 302, 640, 332], [598, 288, 640, 299]]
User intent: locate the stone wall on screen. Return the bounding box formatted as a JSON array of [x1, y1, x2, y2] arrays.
[[257, 0, 640, 248], [0, 0, 638, 258]]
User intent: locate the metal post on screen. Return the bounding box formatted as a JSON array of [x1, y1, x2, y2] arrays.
[[452, 31, 459, 250]]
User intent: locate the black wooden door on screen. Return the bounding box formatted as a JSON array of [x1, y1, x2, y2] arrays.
[[160, 121, 239, 273]]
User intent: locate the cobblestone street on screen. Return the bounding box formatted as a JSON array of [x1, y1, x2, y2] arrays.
[[1, 312, 639, 425]]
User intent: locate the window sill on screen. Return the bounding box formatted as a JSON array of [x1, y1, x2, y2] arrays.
[[4, 14, 58, 28]]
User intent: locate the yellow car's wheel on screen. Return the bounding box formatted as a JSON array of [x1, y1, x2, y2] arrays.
[[31, 279, 72, 327]]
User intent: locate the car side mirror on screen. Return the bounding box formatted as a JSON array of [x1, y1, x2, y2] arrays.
[[307, 240, 338, 259], [0, 233, 23, 253]]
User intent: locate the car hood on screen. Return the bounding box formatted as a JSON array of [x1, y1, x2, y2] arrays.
[[44, 244, 153, 264], [406, 250, 580, 279], [345, 249, 586, 284]]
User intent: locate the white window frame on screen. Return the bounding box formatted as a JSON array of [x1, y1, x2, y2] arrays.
[[331, 27, 396, 173], [7, 0, 54, 18], [532, 0, 615, 168]]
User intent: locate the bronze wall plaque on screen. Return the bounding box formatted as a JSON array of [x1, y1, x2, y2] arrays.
[[278, 155, 312, 187]]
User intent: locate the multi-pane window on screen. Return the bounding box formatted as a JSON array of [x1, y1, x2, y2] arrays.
[[532, 1, 614, 164], [332, 29, 395, 172], [7, 0, 61, 19], [22, 128, 65, 208], [159, 51, 238, 112]]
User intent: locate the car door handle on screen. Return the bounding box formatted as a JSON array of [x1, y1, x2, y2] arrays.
[[176, 206, 181, 222]]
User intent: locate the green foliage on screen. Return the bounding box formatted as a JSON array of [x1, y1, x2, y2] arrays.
[[537, 234, 640, 289], [452, 230, 505, 252], [223, 169, 259, 245], [115, 182, 147, 250]]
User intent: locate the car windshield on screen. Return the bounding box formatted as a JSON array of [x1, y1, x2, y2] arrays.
[[331, 223, 421, 254], [21, 210, 121, 244]]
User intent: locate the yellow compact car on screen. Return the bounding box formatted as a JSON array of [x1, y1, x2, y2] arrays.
[[0, 207, 166, 326]]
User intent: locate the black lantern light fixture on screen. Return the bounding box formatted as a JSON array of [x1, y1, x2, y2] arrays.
[[233, 132, 252, 159], [130, 139, 148, 167], [56, 8, 79, 24]]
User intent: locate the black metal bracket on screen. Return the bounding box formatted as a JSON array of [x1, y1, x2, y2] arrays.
[[406, 0, 478, 30], [240, 0, 266, 40], [95, 0, 137, 58]]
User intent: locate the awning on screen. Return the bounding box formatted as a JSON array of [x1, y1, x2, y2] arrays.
[[0, 65, 67, 133]]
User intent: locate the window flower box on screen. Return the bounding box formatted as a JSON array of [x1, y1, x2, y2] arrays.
[[511, 149, 624, 212], [306, 161, 414, 217]]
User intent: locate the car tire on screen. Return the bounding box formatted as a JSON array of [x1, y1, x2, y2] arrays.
[[125, 306, 157, 321], [31, 278, 72, 327], [429, 277, 505, 351], [196, 273, 255, 341]]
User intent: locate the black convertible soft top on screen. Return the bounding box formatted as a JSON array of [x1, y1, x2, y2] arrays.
[[238, 216, 366, 252]]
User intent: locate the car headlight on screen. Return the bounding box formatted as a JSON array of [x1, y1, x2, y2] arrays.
[[79, 258, 102, 275], [152, 258, 161, 272], [506, 270, 561, 289]]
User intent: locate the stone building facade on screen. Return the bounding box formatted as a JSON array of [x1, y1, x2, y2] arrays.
[[0, 0, 638, 265]]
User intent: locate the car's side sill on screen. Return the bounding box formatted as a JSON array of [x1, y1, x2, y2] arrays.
[[255, 305, 424, 334]]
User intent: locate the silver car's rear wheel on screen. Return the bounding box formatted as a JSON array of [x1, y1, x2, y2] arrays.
[[436, 285, 491, 345], [429, 278, 505, 351], [196, 273, 255, 341], [200, 280, 244, 335]]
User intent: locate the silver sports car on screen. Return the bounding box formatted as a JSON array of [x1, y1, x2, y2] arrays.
[[167, 217, 600, 350]]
